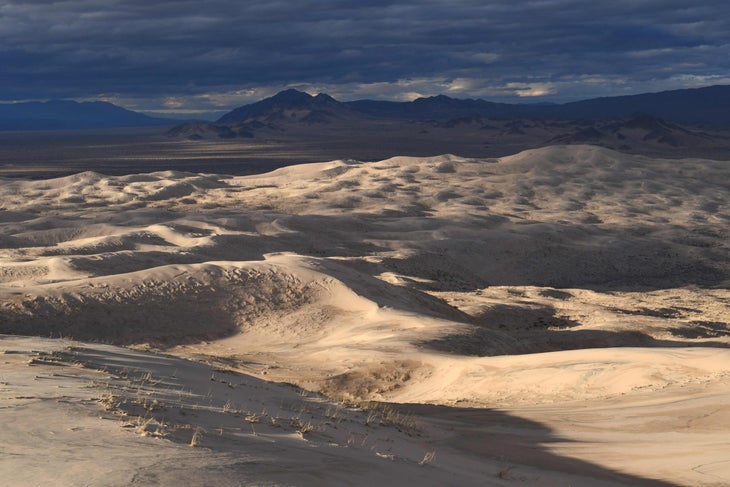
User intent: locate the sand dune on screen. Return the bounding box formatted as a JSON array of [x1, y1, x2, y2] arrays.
[[1, 145, 729, 485], [4, 335, 672, 487]]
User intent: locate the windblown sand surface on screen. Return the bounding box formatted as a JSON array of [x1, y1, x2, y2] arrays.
[[1, 145, 729, 486]]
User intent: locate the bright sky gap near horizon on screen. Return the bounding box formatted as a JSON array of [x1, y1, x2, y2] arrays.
[[1, 0, 729, 119]]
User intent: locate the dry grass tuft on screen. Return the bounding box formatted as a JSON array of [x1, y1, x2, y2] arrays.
[[419, 450, 436, 466], [290, 418, 315, 436], [359, 401, 419, 433], [244, 412, 260, 423], [189, 427, 202, 447]]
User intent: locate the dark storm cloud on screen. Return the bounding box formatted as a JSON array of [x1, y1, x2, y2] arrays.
[[1, 0, 728, 111]]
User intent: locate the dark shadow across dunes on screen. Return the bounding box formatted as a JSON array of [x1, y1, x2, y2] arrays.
[[375, 222, 729, 292], [236, 214, 729, 293], [422, 326, 730, 357], [396, 402, 683, 487], [419, 301, 730, 356], [55, 343, 683, 487]]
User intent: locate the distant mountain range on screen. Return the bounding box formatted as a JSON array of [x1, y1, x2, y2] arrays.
[[0, 100, 173, 130], [3, 84, 729, 135], [213, 84, 730, 128], [168, 86, 730, 160]]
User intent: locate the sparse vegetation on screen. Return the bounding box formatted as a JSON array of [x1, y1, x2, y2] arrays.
[[222, 399, 236, 413], [98, 391, 120, 411], [419, 450, 436, 466], [359, 401, 419, 434], [189, 427, 202, 447], [290, 418, 315, 436], [244, 411, 260, 423]]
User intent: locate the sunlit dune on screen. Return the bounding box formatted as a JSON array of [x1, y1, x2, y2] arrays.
[[1, 145, 729, 486]]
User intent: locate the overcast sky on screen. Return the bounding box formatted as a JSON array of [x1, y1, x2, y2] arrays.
[[1, 0, 729, 118]]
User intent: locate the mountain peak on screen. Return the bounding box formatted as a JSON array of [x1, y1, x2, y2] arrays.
[[414, 94, 455, 103], [269, 89, 313, 104], [217, 89, 343, 123], [313, 92, 336, 102]]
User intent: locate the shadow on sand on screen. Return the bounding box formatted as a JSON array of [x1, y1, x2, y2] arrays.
[[396, 402, 683, 487], [60, 342, 684, 487]]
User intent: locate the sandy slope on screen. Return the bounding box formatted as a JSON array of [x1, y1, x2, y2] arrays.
[[1, 145, 729, 485], [4, 334, 673, 487]]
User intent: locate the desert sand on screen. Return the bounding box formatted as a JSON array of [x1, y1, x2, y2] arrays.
[[1, 144, 729, 486]]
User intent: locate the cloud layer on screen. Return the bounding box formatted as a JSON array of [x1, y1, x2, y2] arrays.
[[1, 0, 728, 115]]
